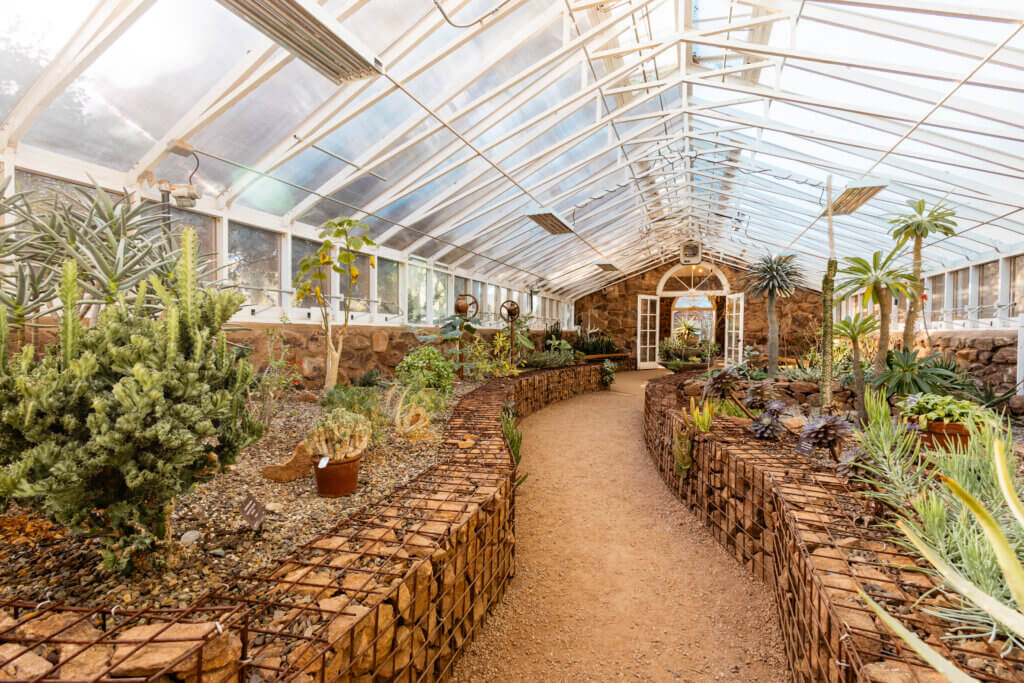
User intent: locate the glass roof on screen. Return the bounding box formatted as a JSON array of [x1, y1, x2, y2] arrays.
[[3, 0, 1024, 299]]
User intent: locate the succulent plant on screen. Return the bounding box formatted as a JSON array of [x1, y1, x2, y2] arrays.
[[797, 413, 853, 459], [703, 366, 742, 400], [748, 400, 786, 440], [743, 381, 777, 411]]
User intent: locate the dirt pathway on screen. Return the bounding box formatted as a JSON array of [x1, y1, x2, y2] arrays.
[[452, 371, 789, 682]]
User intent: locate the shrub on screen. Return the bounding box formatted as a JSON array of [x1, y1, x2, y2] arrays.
[[659, 337, 701, 363], [600, 359, 616, 386], [896, 393, 993, 429], [872, 348, 963, 397], [321, 385, 386, 442], [0, 229, 262, 572], [396, 345, 455, 392], [523, 349, 574, 369], [354, 368, 382, 387], [574, 328, 617, 355], [463, 332, 518, 379]]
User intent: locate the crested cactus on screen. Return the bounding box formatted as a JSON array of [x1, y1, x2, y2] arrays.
[[0, 228, 262, 572], [310, 408, 371, 462]]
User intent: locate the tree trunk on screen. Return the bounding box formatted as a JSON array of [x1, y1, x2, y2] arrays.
[[902, 235, 922, 350], [767, 292, 778, 377], [876, 285, 892, 374], [852, 341, 866, 423], [820, 258, 837, 409]]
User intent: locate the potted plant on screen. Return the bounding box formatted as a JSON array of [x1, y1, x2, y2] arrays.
[[310, 407, 372, 497], [895, 393, 990, 450]]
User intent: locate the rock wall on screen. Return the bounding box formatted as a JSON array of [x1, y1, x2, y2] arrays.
[[643, 373, 988, 683], [573, 260, 821, 366], [0, 365, 603, 683], [914, 329, 1019, 393]]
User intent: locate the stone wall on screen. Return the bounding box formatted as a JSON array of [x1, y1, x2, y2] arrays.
[[914, 329, 1019, 393], [573, 260, 821, 366], [643, 373, 998, 683], [0, 365, 603, 683]]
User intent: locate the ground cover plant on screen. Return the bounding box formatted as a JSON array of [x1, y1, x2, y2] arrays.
[[0, 229, 262, 572]]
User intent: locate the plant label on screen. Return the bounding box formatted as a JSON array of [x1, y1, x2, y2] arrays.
[[241, 492, 266, 531], [318, 456, 329, 469]]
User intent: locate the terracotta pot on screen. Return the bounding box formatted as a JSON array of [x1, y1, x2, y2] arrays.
[[314, 455, 361, 497], [920, 421, 970, 451]]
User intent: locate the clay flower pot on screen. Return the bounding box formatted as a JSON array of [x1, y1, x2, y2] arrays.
[[920, 421, 970, 451], [314, 455, 361, 497]]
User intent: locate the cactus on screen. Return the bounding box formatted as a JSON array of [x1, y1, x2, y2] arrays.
[[0, 228, 262, 573], [309, 408, 371, 462]]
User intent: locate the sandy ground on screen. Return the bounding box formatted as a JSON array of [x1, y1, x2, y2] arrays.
[[451, 371, 790, 683]]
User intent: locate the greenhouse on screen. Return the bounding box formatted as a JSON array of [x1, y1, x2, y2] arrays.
[[2, 0, 1024, 681]]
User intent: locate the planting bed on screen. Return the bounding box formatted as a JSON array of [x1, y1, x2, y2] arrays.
[[645, 372, 1024, 682], [0, 365, 602, 682], [0, 383, 480, 609]]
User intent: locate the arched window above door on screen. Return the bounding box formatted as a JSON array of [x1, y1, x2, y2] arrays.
[[656, 263, 730, 297]]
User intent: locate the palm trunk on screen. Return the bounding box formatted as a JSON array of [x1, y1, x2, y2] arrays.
[[767, 292, 778, 377], [875, 285, 892, 374], [852, 340, 866, 423], [902, 236, 922, 350]]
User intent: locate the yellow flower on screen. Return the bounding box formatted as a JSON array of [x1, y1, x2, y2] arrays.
[[314, 286, 323, 305], [349, 266, 359, 284]]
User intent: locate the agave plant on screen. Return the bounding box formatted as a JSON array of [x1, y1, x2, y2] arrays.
[[740, 254, 805, 376], [889, 199, 957, 349], [871, 348, 961, 397], [836, 247, 917, 374], [859, 438, 1024, 681]]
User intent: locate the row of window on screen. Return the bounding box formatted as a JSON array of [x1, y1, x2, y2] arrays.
[[836, 254, 1024, 328]]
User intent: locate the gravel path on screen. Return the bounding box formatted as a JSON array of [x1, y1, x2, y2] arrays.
[[452, 371, 790, 682]]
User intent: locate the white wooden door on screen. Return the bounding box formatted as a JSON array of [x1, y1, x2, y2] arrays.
[[724, 293, 744, 367], [637, 295, 660, 369]]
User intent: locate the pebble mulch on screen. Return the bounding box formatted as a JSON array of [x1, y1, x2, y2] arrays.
[[0, 382, 481, 609]]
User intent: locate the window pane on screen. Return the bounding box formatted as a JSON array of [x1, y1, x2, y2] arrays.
[[408, 263, 428, 324], [340, 253, 370, 314], [432, 270, 449, 321], [378, 258, 400, 316], [928, 275, 944, 322], [1013, 256, 1024, 318], [227, 222, 280, 306], [472, 280, 485, 312], [978, 261, 998, 318], [454, 276, 469, 295], [952, 268, 969, 320], [291, 237, 326, 308]]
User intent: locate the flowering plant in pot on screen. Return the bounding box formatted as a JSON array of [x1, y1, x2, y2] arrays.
[[895, 393, 992, 451], [309, 407, 371, 497]]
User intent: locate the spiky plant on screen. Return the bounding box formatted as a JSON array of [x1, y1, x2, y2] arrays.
[[749, 400, 786, 440], [740, 254, 805, 377], [796, 414, 852, 459], [889, 199, 957, 349], [834, 313, 879, 422], [703, 366, 742, 401], [743, 381, 777, 411], [836, 247, 917, 374]]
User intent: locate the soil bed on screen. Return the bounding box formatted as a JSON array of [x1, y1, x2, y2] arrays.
[[0, 381, 479, 609]]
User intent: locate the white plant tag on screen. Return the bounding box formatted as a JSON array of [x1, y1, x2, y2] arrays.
[[318, 456, 329, 469]]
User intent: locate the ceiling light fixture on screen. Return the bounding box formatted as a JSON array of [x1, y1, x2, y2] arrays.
[[526, 208, 574, 235], [824, 177, 888, 215], [215, 0, 382, 84]]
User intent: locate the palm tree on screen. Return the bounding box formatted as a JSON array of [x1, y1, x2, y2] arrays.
[[836, 248, 916, 375], [834, 313, 879, 422], [889, 200, 956, 349], [740, 254, 805, 377]]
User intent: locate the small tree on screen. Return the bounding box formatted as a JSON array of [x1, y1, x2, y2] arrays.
[[294, 217, 375, 391], [740, 254, 805, 377], [836, 248, 916, 375], [834, 313, 879, 423], [889, 199, 956, 349]]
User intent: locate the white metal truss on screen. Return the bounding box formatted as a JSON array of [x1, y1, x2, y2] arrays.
[[4, 0, 1024, 304]]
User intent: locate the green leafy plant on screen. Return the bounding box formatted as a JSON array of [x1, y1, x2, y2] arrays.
[[600, 358, 616, 386], [740, 254, 805, 377], [396, 345, 455, 394], [872, 348, 961, 397], [673, 425, 692, 476], [659, 337, 701, 363], [293, 216, 375, 391], [321, 384, 387, 442], [896, 393, 993, 429], [0, 228, 262, 572], [463, 331, 518, 379], [834, 312, 879, 422], [836, 247, 917, 374], [778, 366, 821, 382], [672, 319, 701, 344], [574, 327, 617, 355], [546, 337, 572, 353], [686, 397, 716, 432], [889, 199, 957, 349], [414, 311, 480, 377]]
